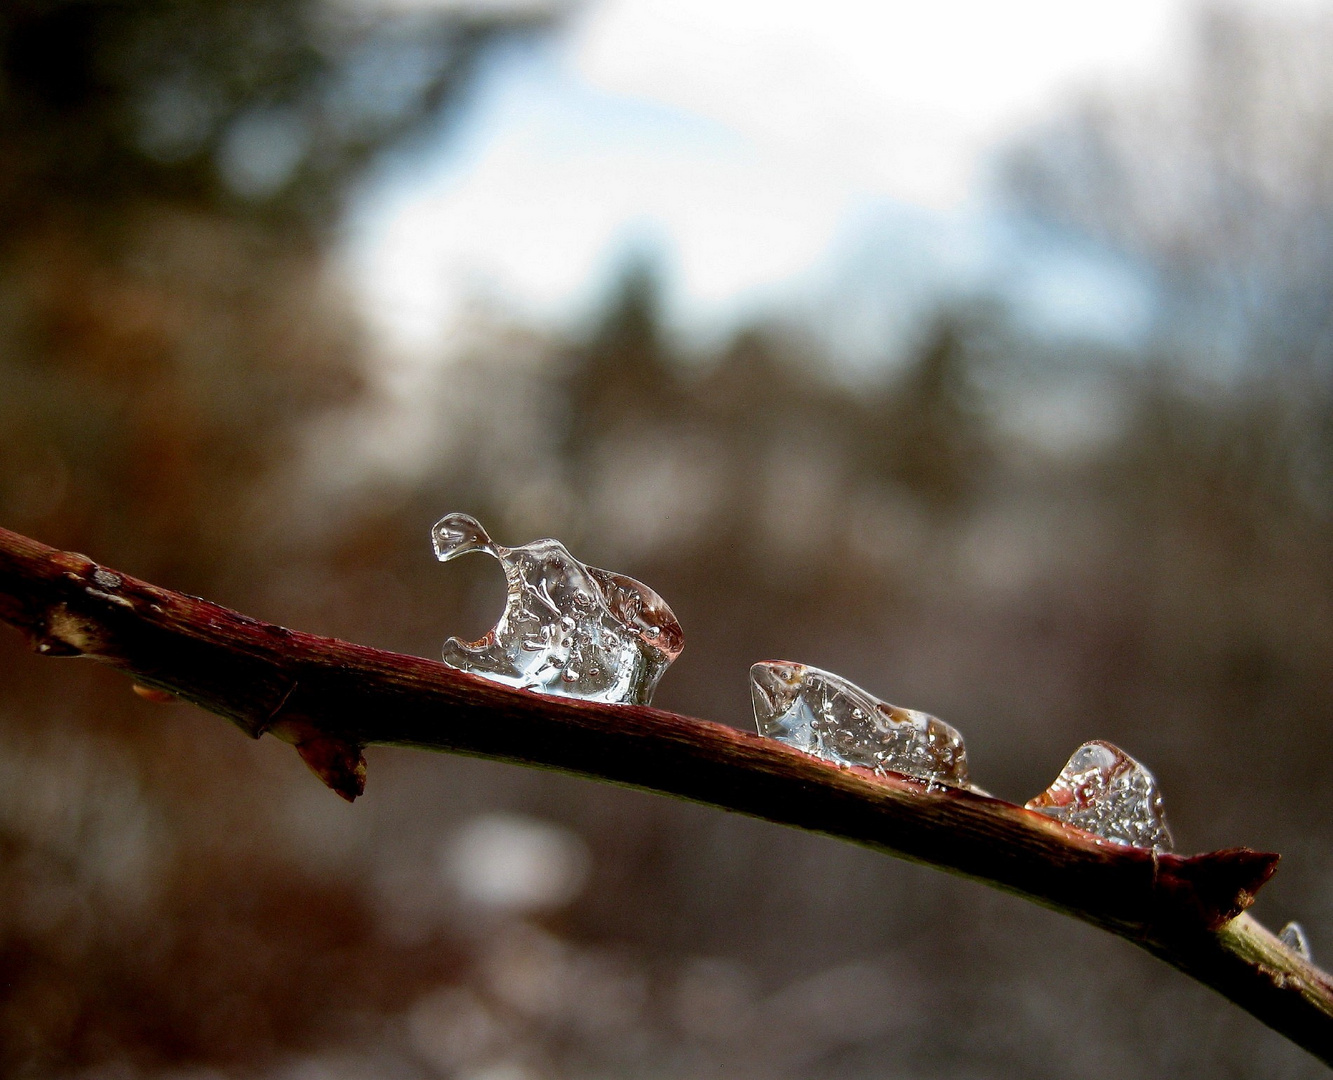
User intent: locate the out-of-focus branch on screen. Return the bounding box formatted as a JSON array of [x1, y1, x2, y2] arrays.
[[0, 525, 1329, 1063]]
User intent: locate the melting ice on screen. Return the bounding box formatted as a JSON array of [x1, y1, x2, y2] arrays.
[[750, 661, 972, 788], [1025, 740, 1173, 851], [432, 513, 684, 706], [1280, 921, 1313, 960]]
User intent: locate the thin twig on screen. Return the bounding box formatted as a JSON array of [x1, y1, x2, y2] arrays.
[[0, 524, 1330, 1064]]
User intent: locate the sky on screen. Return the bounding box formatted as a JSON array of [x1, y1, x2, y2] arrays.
[[343, 0, 1312, 365]]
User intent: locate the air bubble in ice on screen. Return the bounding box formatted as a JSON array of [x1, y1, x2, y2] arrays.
[[432, 513, 684, 706], [1025, 740, 1173, 851], [1280, 921, 1312, 960], [749, 661, 972, 788]]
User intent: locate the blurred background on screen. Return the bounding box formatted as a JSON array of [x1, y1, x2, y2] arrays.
[[3, 0, 1333, 1076]]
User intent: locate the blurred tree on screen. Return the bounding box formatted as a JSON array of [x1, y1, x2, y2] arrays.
[[560, 260, 685, 482], [999, 2, 1333, 375], [860, 313, 991, 513], [0, 0, 549, 590], [0, 2, 551, 1075], [998, 0, 1333, 863], [0, 0, 544, 233]]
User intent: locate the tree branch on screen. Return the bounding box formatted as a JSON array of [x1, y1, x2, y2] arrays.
[[1, 525, 1330, 1063]]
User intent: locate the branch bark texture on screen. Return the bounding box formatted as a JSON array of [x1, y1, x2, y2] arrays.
[[0, 525, 1330, 1064]]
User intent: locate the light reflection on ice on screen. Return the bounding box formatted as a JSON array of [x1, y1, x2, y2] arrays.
[[433, 512, 684, 705], [1026, 740, 1172, 851], [750, 660, 972, 788]]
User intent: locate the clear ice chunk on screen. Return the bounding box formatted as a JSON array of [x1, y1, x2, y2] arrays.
[[1025, 740, 1173, 851], [432, 513, 684, 706], [1280, 921, 1313, 960], [749, 661, 972, 788]]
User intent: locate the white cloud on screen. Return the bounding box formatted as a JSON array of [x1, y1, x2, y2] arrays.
[[347, 0, 1203, 357], [572, 0, 1186, 207]]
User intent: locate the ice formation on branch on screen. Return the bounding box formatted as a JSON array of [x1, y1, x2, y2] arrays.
[[432, 513, 684, 706], [1025, 740, 1173, 851], [749, 660, 972, 788], [1281, 921, 1313, 960]]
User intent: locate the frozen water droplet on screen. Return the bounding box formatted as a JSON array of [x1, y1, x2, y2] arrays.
[[432, 513, 497, 560], [1025, 740, 1173, 851], [750, 661, 972, 788], [432, 513, 684, 705], [1280, 921, 1312, 960]]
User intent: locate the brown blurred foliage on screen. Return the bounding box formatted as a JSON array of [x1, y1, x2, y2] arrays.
[[4, 2, 1333, 1079], [0, 1, 540, 1075]]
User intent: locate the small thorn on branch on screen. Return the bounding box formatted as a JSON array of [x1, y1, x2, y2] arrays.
[[132, 682, 177, 703], [1156, 848, 1283, 931], [271, 719, 367, 802]]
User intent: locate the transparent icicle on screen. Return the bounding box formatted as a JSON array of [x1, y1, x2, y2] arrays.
[[750, 661, 973, 789], [432, 513, 684, 706], [1025, 740, 1173, 851]]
